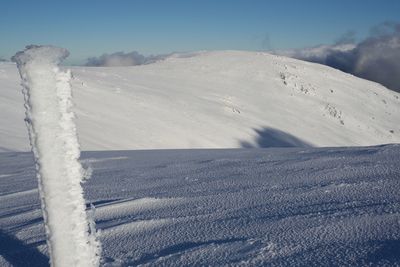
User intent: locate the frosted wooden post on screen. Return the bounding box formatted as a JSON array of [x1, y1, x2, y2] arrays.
[[12, 45, 100, 267]]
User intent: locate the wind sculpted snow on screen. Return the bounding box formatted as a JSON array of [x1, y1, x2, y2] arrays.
[[11, 46, 101, 267], [0, 145, 399, 266]]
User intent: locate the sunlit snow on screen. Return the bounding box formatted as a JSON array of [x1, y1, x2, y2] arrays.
[[1, 51, 399, 152]]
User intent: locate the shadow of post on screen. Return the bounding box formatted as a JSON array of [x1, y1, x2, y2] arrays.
[[0, 230, 49, 267], [240, 127, 312, 148]]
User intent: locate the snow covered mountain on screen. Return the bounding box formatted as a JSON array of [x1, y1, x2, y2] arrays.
[[1, 50, 400, 152]]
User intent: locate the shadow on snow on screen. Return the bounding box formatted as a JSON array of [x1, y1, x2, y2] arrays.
[[0, 230, 48, 267], [240, 127, 312, 148]]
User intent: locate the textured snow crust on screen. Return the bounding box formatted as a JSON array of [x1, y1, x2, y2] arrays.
[[1, 145, 399, 266]]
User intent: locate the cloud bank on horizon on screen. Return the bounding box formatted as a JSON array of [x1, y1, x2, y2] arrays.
[[85, 51, 169, 67], [280, 22, 400, 93]]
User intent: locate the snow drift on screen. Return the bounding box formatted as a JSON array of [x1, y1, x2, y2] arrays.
[[12, 45, 100, 267]]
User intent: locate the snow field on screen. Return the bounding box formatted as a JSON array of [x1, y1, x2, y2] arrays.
[[1, 145, 399, 266]]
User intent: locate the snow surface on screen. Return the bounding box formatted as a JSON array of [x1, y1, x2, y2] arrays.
[[1, 50, 400, 152], [11, 45, 100, 267], [1, 145, 399, 266]]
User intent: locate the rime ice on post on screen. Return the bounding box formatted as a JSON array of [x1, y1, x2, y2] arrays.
[[12, 46, 101, 267]]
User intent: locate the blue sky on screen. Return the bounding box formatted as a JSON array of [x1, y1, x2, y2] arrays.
[[1, 0, 399, 64]]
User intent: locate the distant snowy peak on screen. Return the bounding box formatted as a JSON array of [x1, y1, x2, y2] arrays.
[[1, 50, 399, 151]]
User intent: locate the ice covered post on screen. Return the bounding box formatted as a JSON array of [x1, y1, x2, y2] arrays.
[[12, 45, 101, 267]]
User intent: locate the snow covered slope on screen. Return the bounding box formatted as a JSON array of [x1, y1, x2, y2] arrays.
[[1, 145, 399, 266], [1, 51, 400, 151]]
